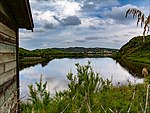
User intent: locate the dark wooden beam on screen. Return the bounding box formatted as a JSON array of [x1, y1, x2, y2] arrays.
[[4, 0, 34, 30], [16, 26, 20, 113], [0, 12, 16, 31]]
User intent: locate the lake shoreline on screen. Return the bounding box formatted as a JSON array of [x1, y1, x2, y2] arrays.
[[112, 35, 150, 69], [20, 58, 144, 97], [19, 56, 148, 78], [20, 60, 149, 112]]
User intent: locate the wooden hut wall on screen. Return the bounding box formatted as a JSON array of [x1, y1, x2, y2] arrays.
[[0, 2, 18, 113]]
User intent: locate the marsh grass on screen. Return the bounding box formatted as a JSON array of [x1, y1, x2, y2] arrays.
[[125, 8, 150, 42]]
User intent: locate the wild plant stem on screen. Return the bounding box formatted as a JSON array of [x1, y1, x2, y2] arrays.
[[144, 84, 150, 113], [101, 105, 106, 113]]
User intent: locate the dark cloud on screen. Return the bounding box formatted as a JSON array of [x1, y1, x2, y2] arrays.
[[75, 40, 86, 43], [64, 40, 72, 44], [89, 25, 97, 30], [99, 27, 106, 30], [122, 34, 130, 37], [95, 36, 109, 40], [110, 35, 119, 38], [128, 31, 137, 34], [85, 37, 99, 40], [89, 25, 106, 30], [20, 37, 33, 40], [53, 16, 81, 26], [45, 76, 57, 83], [113, 39, 121, 43], [44, 23, 55, 29], [85, 36, 109, 40], [62, 16, 81, 26], [34, 29, 45, 32], [35, 0, 50, 1]]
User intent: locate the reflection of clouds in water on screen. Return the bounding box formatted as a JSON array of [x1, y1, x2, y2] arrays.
[[20, 75, 69, 99], [20, 65, 43, 79], [90, 58, 144, 85], [20, 58, 144, 100], [44, 76, 69, 96]]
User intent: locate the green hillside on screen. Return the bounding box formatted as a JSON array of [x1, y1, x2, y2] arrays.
[[19, 47, 117, 61], [114, 35, 150, 64]]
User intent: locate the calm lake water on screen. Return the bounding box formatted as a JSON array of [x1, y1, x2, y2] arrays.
[[20, 58, 144, 99]]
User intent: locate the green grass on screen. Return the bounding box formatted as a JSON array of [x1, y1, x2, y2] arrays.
[[126, 57, 150, 64]]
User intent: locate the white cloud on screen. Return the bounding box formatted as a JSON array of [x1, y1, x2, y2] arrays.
[[104, 4, 138, 24], [19, 0, 148, 50], [19, 32, 34, 40], [36, 11, 56, 22], [55, 1, 81, 16], [80, 17, 111, 28]]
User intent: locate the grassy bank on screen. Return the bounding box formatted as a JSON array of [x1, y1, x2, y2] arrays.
[[113, 35, 150, 64], [19, 47, 117, 62], [126, 57, 150, 64], [20, 62, 150, 113]]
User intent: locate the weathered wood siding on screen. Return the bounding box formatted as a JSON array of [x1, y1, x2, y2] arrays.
[[0, 2, 18, 113]]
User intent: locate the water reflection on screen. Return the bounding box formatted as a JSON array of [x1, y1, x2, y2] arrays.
[[19, 60, 50, 70], [119, 59, 150, 77], [20, 58, 143, 99]]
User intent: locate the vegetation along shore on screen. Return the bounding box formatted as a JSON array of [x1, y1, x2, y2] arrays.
[[19, 47, 118, 61]]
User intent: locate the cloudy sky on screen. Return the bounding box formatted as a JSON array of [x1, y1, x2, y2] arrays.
[[19, 0, 150, 50]]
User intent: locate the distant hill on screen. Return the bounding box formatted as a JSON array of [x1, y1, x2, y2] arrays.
[[52, 47, 118, 53], [19, 47, 118, 60], [114, 35, 150, 64]]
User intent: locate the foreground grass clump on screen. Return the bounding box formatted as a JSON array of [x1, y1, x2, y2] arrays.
[[21, 62, 150, 113]]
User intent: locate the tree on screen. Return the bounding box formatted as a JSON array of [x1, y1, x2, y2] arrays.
[[125, 8, 150, 42]]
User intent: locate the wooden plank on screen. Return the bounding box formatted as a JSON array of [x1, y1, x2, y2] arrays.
[[0, 43, 16, 53], [0, 53, 16, 63], [0, 76, 17, 97], [4, 81, 17, 102], [0, 91, 18, 113], [0, 92, 4, 107], [0, 54, 3, 64], [0, 64, 4, 75], [0, 68, 16, 86], [0, 33, 16, 46], [4, 82, 13, 102], [0, 76, 17, 110], [0, 22, 16, 39], [0, 2, 18, 112], [5, 61, 16, 72]]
